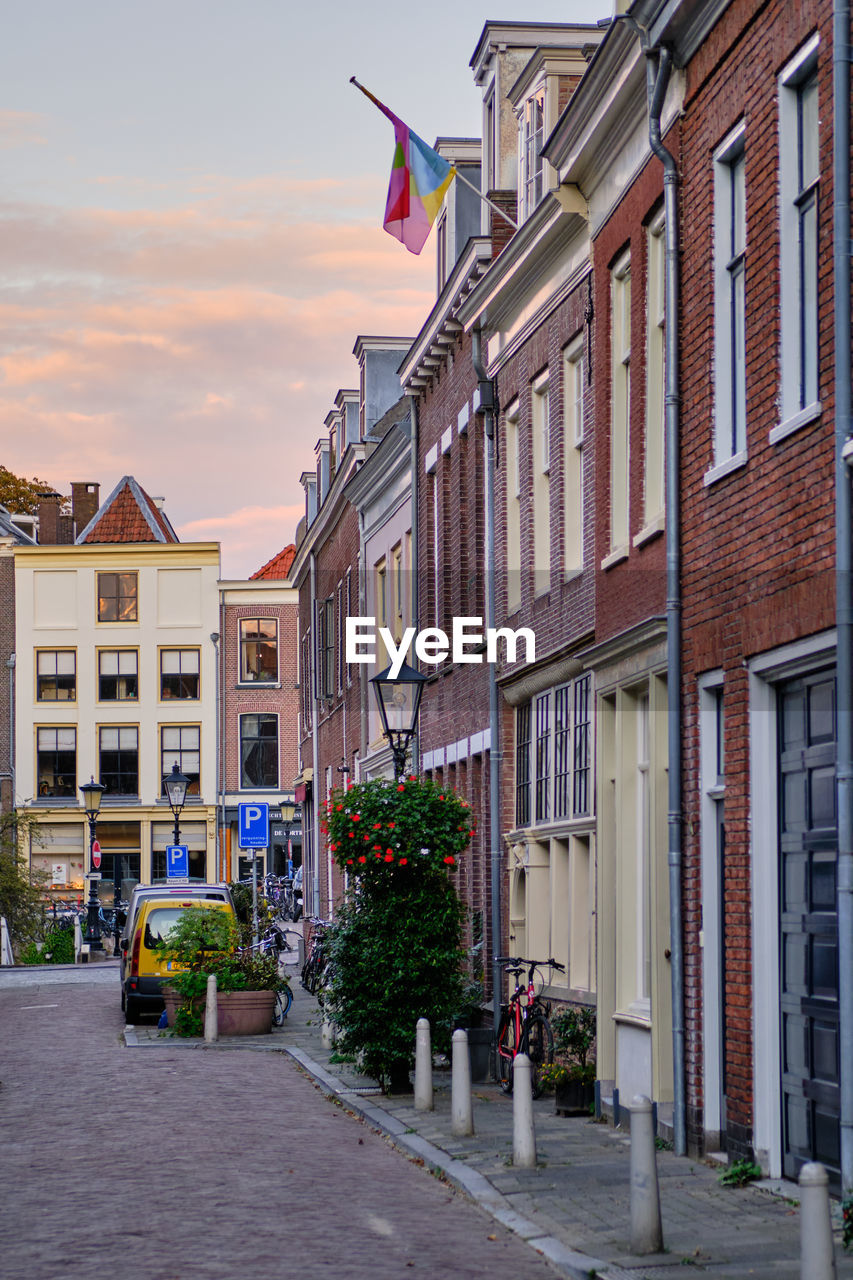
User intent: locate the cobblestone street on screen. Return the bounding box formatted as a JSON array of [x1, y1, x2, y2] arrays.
[[0, 976, 561, 1280]]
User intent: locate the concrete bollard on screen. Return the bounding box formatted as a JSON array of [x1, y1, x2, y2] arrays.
[[629, 1095, 663, 1255], [414, 1018, 433, 1112], [799, 1162, 837, 1280], [451, 1028, 474, 1136], [321, 1011, 336, 1048], [204, 973, 218, 1043], [512, 1053, 537, 1168]]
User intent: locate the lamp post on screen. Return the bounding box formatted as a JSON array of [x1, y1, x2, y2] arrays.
[[80, 777, 106, 951], [164, 762, 190, 847], [370, 660, 427, 781]]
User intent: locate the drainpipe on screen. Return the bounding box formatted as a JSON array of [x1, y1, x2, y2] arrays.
[[833, 0, 853, 1194], [409, 394, 420, 771], [645, 43, 686, 1158], [471, 328, 503, 1044], [310, 550, 321, 917], [210, 629, 222, 881], [5, 654, 15, 809]]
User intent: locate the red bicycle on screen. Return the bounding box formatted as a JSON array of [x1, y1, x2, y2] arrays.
[[495, 956, 564, 1096]]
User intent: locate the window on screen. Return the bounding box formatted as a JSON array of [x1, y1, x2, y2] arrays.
[[315, 598, 334, 699], [515, 675, 593, 828], [778, 39, 820, 435], [98, 572, 138, 623], [610, 255, 631, 553], [532, 371, 551, 596], [712, 124, 747, 469], [99, 726, 139, 797], [563, 341, 584, 573], [160, 726, 200, 796], [301, 629, 313, 732], [391, 543, 403, 643], [336, 581, 344, 696], [36, 651, 75, 701], [645, 213, 666, 524], [99, 650, 138, 701], [345, 568, 353, 688], [520, 89, 545, 220], [160, 649, 200, 700], [37, 727, 76, 797], [239, 619, 277, 683], [505, 401, 521, 612], [240, 714, 278, 789]]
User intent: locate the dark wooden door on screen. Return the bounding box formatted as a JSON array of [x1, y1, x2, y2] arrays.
[[778, 671, 840, 1185]]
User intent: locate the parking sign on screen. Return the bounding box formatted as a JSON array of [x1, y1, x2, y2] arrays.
[[239, 803, 269, 849], [166, 844, 189, 879]]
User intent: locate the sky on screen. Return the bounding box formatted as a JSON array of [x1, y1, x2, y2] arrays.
[[0, 0, 611, 578]]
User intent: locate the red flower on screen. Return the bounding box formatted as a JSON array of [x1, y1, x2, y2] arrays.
[[373, 823, 382, 829], [443, 855, 455, 865], [438, 794, 444, 800], [348, 832, 355, 839], [346, 859, 353, 865], [374, 852, 382, 859], [357, 855, 366, 864], [408, 776, 416, 781], [372, 845, 382, 852], [399, 858, 408, 866], [397, 783, 405, 792], [335, 804, 343, 811], [384, 853, 394, 862], [351, 813, 360, 822], [388, 822, 396, 829]]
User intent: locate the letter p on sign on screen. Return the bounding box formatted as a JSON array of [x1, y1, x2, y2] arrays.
[[239, 802, 269, 849]]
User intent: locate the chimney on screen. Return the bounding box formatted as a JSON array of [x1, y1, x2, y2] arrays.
[[36, 492, 61, 545], [71, 482, 100, 537]]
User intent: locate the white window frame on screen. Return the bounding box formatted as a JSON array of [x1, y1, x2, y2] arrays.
[[708, 122, 747, 482], [641, 210, 666, 532], [532, 370, 551, 596], [563, 338, 585, 575], [519, 88, 545, 221], [238, 712, 280, 791], [607, 251, 631, 559], [774, 35, 821, 444], [505, 400, 521, 613], [515, 675, 593, 830]]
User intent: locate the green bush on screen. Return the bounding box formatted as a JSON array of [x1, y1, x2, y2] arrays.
[[718, 1158, 763, 1187], [20, 923, 75, 966], [322, 777, 471, 1090]]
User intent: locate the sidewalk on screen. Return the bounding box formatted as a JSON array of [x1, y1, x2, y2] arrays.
[[127, 979, 853, 1279]]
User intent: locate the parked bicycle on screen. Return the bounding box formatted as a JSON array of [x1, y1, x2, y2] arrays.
[[495, 956, 565, 1097], [300, 918, 329, 996], [240, 925, 294, 1025]]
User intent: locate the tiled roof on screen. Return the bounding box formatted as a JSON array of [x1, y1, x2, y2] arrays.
[[250, 543, 296, 580], [76, 477, 179, 544]]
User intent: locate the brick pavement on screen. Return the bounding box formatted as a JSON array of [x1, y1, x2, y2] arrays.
[[0, 975, 563, 1280]]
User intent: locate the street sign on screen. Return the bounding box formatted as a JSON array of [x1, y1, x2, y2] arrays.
[[85, 872, 102, 881], [92, 839, 101, 871], [166, 844, 189, 879], [238, 802, 269, 849]]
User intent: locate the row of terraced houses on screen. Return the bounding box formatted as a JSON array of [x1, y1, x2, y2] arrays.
[[2, 0, 851, 1196], [290, 0, 853, 1194]]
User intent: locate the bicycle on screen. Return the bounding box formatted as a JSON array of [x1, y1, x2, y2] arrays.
[[300, 918, 329, 995], [240, 926, 294, 1025], [495, 956, 564, 1097]]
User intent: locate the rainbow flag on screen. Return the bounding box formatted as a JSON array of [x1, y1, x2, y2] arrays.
[[352, 78, 456, 255]]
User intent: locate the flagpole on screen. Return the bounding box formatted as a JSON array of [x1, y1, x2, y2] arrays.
[[350, 75, 518, 233]]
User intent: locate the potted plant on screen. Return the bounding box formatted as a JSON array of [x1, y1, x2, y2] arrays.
[[539, 1005, 596, 1116], [157, 906, 289, 1037]]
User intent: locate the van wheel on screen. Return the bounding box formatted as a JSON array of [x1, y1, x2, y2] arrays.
[[125, 996, 141, 1025]]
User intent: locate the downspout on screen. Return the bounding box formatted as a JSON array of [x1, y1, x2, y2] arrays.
[[646, 44, 686, 1158], [409, 394, 420, 772], [210, 628, 222, 881], [310, 550, 321, 917], [5, 653, 15, 808], [833, 0, 853, 1194], [472, 328, 503, 1046]]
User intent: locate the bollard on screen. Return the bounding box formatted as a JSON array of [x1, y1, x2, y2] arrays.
[[451, 1028, 474, 1136], [204, 973, 218, 1043], [629, 1095, 663, 1255], [414, 1018, 434, 1112], [321, 1010, 336, 1048], [799, 1162, 837, 1280], [512, 1053, 537, 1168]]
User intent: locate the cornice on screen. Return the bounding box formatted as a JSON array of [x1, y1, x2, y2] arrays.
[[14, 542, 220, 567], [399, 239, 492, 392], [289, 444, 365, 583], [343, 424, 411, 511]]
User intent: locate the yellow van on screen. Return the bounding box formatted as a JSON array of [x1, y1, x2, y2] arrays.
[[123, 897, 236, 1024]]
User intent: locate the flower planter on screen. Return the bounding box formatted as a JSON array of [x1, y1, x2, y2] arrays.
[[554, 1078, 595, 1117], [163, 988, 275, 1036]]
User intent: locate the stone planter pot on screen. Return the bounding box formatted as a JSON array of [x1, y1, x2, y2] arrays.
[[554, 1078, 595, 1117], [466, 1027, 494, 1083], [163, 988, 275, 1036]]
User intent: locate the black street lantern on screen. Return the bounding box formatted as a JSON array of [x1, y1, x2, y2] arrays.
[[370, 660, 427, 781], [164, 762, 191, 845], [80, 776, 106, 952]]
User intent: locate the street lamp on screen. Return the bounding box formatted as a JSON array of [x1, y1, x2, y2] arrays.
[[370, 660, 427, 781], [80, 777, 106, 951], [164, 762, 190, 845]]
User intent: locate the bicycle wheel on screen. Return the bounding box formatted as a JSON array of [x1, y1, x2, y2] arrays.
[[273, 987, 292, 1026], [525, 1013, 555, 1099], [496, 1012, 516, 1094]]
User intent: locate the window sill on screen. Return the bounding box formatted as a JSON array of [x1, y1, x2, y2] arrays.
[[600, 545, 629, 571], [101, 795, 140, 806], [769, 400, 822, 445], [703, 450, 747, 487], [236, 681, 280, 690], [613, 1002, 651, 1029], [34, 796, 77, 806], [633, 514, 665, 547]]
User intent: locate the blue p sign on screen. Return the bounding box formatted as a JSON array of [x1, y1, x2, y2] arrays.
[[239, 802, 270, 849], [166, 844, 189, 878]]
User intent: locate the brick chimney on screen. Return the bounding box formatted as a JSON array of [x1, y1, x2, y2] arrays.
[[71, 482, 100, 537], [489, 190, 518, 260], [36, 492, 61, 545]]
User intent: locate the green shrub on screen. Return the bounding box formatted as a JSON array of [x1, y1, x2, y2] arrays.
[[841, 1196, 853, 1252], [718, 1158, 763, 1187], [20, 923, 75, 966]]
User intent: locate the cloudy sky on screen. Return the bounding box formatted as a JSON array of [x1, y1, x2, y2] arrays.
[[1, 0, 610, 577]]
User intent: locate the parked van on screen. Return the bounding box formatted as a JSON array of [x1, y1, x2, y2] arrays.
[[118, 882, 234, 985], [123, 896, 236, 1024]]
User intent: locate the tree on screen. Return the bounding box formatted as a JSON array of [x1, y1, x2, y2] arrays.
[[0, 465, 67, 515], [0, 811, 47, 948]]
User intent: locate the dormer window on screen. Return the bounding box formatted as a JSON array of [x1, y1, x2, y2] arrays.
[[520, 90, 545, 220]]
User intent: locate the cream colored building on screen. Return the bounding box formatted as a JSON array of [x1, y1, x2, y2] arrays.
[[14, 478, 221, 898]]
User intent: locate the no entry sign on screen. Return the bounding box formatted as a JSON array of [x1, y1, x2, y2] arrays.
[[92, 840, 101, 871]]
